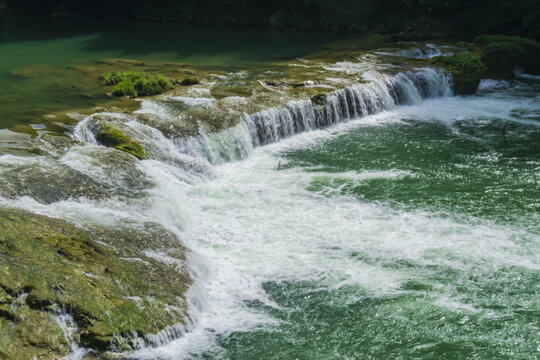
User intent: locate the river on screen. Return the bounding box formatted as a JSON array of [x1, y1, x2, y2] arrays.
[[0, 16, 538, 360]]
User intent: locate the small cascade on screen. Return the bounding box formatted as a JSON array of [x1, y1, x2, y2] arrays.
[[173, 68, 451, 164], [74, 68, 451, 169], [52, 305, 88, 360]]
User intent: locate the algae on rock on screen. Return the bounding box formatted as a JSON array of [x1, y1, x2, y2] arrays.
[[431, 52, 486, 95], [93, 118, 147, 160], [0, 207, 191, 357]]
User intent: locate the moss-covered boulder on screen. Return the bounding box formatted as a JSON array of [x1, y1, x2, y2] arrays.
[[93, 119, 146, 160], [0, 207, 191, 357], [431, 53, 486, 95], [475, 35, 540, 78], [179, 76, 200, 86], [102, 71, 173, 97]]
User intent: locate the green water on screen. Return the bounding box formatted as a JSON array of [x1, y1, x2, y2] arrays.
[[0, 15, 351, 128], [286, 95, 540, 230], [182, 81, 539, 360]]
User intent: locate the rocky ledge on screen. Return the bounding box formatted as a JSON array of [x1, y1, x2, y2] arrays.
[[0, 207, 190, 359]]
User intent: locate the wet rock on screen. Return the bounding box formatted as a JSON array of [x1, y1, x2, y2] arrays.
[[0, 304, 70, 360], [178, 77, 200, 86], [0, 147, 152, 203], [93, 117, 147, 159], [0, 207, 191, 356], [431, 52, 486, 95], [310, 93, 327, 106]]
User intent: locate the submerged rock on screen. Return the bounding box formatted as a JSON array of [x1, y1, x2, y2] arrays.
[[0, 207, 191, 357]]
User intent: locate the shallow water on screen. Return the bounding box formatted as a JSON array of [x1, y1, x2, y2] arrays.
[[0, 15, 354, 129], [0, 19, 538, 359]]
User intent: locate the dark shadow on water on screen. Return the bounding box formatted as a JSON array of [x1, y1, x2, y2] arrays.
[[1, 14, 352, 64]]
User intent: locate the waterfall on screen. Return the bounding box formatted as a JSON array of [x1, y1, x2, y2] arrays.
[[74, 68, 450, 169], [52, 305, 88, 360], [173, 68, 451, 164]]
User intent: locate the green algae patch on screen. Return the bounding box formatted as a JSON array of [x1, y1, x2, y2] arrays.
[[431, 53, 486, 95], [178, 76, 200, 86], [102, 71, 173, 97], [0, 304, 70, 360], [0, 207, 191, 356], [94, 122, 146, 160], [475, 35, 540, 78]]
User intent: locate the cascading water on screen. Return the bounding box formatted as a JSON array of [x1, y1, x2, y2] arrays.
[[3, 57, 538, 359], [76, 68, 450, 167], [61, 67, 454, 355]]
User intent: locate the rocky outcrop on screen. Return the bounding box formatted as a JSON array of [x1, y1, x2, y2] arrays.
[[93, 116, 147, 160], [475, 35, 540, 78], [0, 207, 191, 358], [431, 53, 486, 95]]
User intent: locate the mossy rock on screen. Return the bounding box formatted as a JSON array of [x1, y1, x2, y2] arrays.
[[0, 305, 70, 360], [0, 207, 191, 356], [102, 71, 173, 97], [475, 35, 540, 78], [310, 93, 327, 107], [179, 76, 200, 86], [94, 122, 146, 160], [431, 53, 486, 95]]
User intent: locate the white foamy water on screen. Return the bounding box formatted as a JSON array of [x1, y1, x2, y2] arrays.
[[127, 95, 538, 358]]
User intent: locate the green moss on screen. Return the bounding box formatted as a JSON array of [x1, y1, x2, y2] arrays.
[[474, 35, 540, 78], [0, 207, 190, 355], [0, 305, 70, 360], [102, 71, 123, 86], [112, 79, 137, 97], [102, 71, 173, 97], [95, 123, 146, 160], [431, 52, 486, 95], [179, 76, 200, 86], [310, 93, 327, 106]]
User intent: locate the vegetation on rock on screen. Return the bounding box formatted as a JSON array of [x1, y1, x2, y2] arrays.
[[431, 52, 486, 95], [102, 71, 173, 97], [94, 120, 147, 160], [179, 76, 200, 86], [475, 35, 540, 78], [0, 207, 190, 357]]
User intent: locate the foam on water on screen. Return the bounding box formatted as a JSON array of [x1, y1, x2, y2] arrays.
[[128, 93, 537, 358], [3, 65, 538, 358]]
